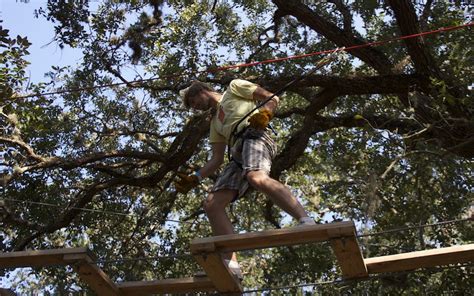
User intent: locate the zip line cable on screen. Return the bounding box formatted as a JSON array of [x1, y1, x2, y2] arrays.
[[356, 217, 473, 238], [2, 196, 471, 235], [1, 197, 195, 225], [11, 22, 473, 100]]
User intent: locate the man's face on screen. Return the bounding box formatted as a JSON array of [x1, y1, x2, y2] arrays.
[[188, 91, 212, 111]]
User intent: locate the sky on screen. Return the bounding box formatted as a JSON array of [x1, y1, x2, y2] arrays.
[[1, 0, 84, 84]]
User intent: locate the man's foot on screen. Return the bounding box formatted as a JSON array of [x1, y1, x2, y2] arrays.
[[297, 216, 316, 226], [194, 260, 243, 280], [194, 270, 207, 277], [225, 259, 243, 280]]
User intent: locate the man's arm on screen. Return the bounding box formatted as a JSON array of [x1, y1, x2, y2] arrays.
[[252, 86, 279, 113], [174, 142, 226, 194], [198, 142, 226, 178]]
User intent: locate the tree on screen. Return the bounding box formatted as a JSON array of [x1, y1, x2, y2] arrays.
[[1, 0, 472, 294]]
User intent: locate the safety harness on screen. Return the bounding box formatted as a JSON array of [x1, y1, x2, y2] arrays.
[[226, 48, 346, 164]]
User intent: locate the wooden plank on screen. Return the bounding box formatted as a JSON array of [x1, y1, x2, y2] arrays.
[[191, 221, 355, 254], [0, 249, 118, 295], [0, 288, 16, 296], [0, 248, 91, 268], [365, 244, 474, 274], [193, 253, 242, 294], [70, 256, 121, 296], [117, 277, 216, 295], [329, 232, 368, 278]]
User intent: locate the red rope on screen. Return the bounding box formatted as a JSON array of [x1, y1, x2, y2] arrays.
[[214, 22, 474, 71], [12, 22, 473, 100]]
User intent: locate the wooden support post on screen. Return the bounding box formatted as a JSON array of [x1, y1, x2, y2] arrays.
[[117, 277, 216, 295], [328, 226, 368, 279], [365, 244, 474, 274], [190, 221, 362, 291], [190, 240, 242, 294], [66, 255, 121, 296], [193, 252, 242, 294]]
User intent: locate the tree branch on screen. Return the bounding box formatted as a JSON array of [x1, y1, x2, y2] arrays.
[[271, 0, 393, 74], [257, 73, 424, 96], [387, 0, 440, 79], [271, 88, 340, 178], [327, 0, 352, 33]]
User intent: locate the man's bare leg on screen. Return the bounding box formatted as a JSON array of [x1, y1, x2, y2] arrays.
[[246, 170, 309, 220], [203, 189, 238, 261]]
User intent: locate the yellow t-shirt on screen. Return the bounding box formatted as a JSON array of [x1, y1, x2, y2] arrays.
[[209, 79, 258, 144]]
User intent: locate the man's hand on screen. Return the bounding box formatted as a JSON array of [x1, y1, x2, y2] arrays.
[[248, 109, 273, 129], [174, 172, 200, 194]]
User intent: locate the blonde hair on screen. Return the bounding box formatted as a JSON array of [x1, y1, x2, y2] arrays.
[[180, 81, 214, 108]]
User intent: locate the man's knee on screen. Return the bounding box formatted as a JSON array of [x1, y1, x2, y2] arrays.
[[203, 196, 218, 215], [246, 170, 269, 190], [203, 191, 234, 215]]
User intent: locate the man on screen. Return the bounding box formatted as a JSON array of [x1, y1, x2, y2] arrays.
[[175, 79, 315, 278]]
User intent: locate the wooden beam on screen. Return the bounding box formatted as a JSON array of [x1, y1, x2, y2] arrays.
[[365, 244, 474, 274], [0, 288, 16, 296], [0, 248, 118, 295], [193, 252, 242, 294], [0, 248, 92, 268], [329, 231, 368, 278], [69, 256, 120, 296], [117, 277, 216, 295], [190, 221, 355, 254]]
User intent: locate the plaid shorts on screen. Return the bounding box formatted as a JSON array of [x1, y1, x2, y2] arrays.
[[210, 128, 277, 199]]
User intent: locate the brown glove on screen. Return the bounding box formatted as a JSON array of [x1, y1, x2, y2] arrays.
[[174, 172, 200, 194], [248, 109, 273, 130]]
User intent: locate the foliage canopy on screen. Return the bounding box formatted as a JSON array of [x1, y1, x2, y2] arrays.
[[1, 0, 473, 294]]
